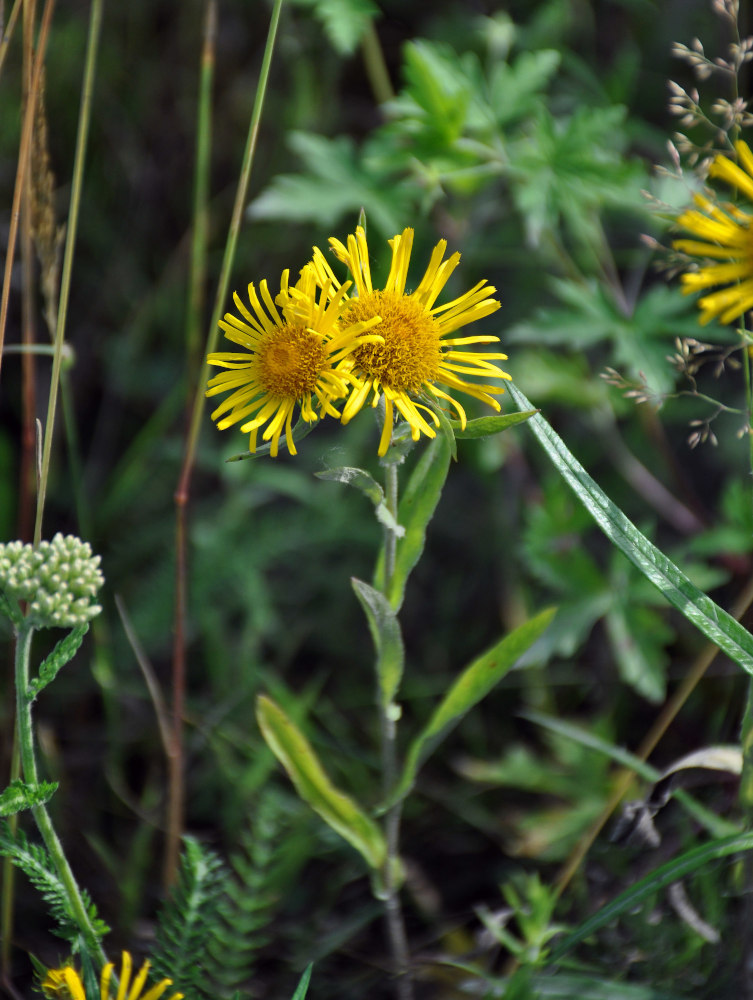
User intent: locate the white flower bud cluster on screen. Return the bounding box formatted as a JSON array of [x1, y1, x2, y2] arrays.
[[0, 534, 104, 628]]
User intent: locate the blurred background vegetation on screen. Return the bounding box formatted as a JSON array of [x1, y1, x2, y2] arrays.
[[2, 0, 753, 996]]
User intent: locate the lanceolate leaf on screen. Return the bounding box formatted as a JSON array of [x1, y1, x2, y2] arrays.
[[374, 433, 452, 610], [508, 382, 753, 674], [388, 608, 556, 806], [550, 832, 753, 962], [256, 695, 386, 870], [449, 410, 538, 439], [290, 963, 313, 1000]]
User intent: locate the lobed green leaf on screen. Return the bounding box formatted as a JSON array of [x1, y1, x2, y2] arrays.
[[0, 779, 58, 817]]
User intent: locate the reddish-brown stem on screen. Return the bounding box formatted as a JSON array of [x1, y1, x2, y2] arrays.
[[0, 0, 54, 383]]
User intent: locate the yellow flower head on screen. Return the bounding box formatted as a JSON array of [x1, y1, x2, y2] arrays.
[[42, 952, 183, 1000], [311, 226, 510, 455], [206, 266, 383, 456], [674, 139, 753, 325]]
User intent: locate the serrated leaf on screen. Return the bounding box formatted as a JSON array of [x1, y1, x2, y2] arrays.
[[0, 779, 58, 816], [373, 433, 452, 610], [387, 608, 556, 806], [256, 695, 386, 870], [550, 832, 753, 962], [508, 382, 753, 674], [351, 578, 404, 707], [28, 624, 89, 700]]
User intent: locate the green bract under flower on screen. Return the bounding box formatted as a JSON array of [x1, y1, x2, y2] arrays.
[[0, 534, 104, 629]]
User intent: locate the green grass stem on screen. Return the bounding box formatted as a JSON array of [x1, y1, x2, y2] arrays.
[[33, 0, 103, 545]]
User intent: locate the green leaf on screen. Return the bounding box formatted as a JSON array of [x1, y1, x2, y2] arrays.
[[248, 132, 409, 236], [449, 410, 537, 439], [290, 963, 313, 1000], [351, 578, 404, 707], [0, 779, 58, 816], [388, 608, 556, 806], [316, 466, 383, 505], [28, 624, 89, 700], [0, 587, 23, 627], [508, 382, 753, 674], [291, 0, 377, 55], [373, 433, 452, 610], [549, 832, 753, 962], [315, 467, 404, 537], [256, 695, 386, 870]]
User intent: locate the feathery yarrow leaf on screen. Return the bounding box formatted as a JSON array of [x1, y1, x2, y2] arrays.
[[151, 837, 229, 1000], [0, 821, 109, 946]]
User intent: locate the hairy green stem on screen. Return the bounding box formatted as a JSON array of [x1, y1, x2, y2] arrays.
[[378, 460, 413, 1000], [14, 623, 108, 966]]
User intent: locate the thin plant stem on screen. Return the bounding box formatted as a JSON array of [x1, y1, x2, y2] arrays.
[[14, 623, 108, 967], [378, 459, 413, 1000], [2, 0, 39, 974], [166, 0, 284, 885], [186, 0, 216, 388], [0, 0, 54, 387], [0, 0, 22, 79], [360, 21, 394, 105], [33, 0, 103, 545]]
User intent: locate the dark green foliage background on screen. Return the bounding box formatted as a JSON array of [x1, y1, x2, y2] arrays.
[[1, 0, 752, 997]]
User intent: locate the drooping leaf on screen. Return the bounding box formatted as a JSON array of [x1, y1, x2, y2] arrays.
[[256, 695, 386, 870], [508, 382, 753, 674], [351, 578, 404, 707], [388, 608, 556, 806], [315, 467, 404, 537]]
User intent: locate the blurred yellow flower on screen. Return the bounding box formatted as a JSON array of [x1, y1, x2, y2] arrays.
[[207, 266, 382, 456], [312, 226, 509, 455], [42, 952, 182, 1000], [674, 140, 753, 325]]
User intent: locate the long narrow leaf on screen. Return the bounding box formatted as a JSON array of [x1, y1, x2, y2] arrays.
[[550, 832, 753, 962], [256, 695, 386, 870], [388, 608, 555, 806], [508, 382, 753, 673]]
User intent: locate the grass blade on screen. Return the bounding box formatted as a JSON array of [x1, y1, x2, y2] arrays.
[[508, 382, 753, 674]]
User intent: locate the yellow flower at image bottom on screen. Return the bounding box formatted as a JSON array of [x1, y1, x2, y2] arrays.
[[41, 952, 182, 1000], [311, 226, 510, 455], [674, 139, 753, 325]]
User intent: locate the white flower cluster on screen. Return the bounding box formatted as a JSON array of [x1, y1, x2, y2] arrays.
[[0, 533, 104, 628]]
